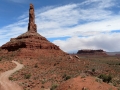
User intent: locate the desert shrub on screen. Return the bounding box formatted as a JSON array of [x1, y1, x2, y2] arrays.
[[65, 76, 71, 80], [41, 79, 46, 84], [109, 88, 112, 90], [62, 74, 71, 81], [9, 77, 13, 80], [95, 77, 103, 83], [92, 68, 95, 72], [34, 64, 38, 68], [98, 74, 112, 83], [62, 74, 67, 78], [117, 87, 120, 90], [24, 74, 31, 79], [0, 57, 2, 61], [41, 86, 44, 88], [50, 84, 58, 90], [112, 78, 120, 86]]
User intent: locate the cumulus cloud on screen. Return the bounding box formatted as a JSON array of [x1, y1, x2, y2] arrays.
[[53, 33, 120, 53], [35, 0, 120, 38], [0, 0, 120, 52]]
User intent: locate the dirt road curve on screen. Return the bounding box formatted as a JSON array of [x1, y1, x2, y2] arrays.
[[0, 61, 24, 90]]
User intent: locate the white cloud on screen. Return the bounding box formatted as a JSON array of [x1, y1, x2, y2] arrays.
[[34, 0, 119, 38], [53, 33, 120, 52]]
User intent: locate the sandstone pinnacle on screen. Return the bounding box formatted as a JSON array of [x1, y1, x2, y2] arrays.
[[28, 4, 37, 32], [0, 4, 63, 52]]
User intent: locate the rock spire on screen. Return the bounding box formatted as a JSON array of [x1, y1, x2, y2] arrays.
[[0, 4, 62, 52], [28, 4, 37, 32]]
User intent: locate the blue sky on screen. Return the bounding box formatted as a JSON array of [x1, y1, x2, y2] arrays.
[[0, 0, 120, 53]]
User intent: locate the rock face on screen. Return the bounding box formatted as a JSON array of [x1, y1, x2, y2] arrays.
[[28, 4, 37, 32], [0, 4, 61, 52], [77, 49, 107, 55]]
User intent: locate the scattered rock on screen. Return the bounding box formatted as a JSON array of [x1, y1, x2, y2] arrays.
[[74, 55, 80, 59], [69, 56, 73, 60], [82, 87, 89, 90]]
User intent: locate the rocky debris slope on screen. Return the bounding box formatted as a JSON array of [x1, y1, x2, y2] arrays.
[[1, 31, 60, 51]]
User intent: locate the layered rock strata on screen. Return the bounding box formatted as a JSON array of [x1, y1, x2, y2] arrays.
[[1, 4, 60, 51], [77, 49, 106, 55]]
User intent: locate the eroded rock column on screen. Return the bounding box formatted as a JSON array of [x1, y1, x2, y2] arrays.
[[28, 4, 37, 32]]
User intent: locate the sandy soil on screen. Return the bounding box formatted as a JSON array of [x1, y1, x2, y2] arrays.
[[0, 61, 24, 90]]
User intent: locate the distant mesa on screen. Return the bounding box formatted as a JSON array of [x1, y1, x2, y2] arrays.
[[0, 4, 61, 52], [77, 49, 107, 55]]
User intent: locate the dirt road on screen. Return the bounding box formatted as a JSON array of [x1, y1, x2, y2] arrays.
[[0, 61, 24, 90]]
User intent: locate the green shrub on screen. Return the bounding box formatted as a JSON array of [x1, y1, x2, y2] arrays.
[[92, 68, 95, 72], [62, 74, 71, 81], [50, 84, 58, 90], [34, 64, 38, 68], [98, 74, 112, 83], [65, 76, 71, 80], [0, 57, 2, 61], [24, 74, 31, 79], [62, 74, 67, 78], [9, 77, 13, 80]]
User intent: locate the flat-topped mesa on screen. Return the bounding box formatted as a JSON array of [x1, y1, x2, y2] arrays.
[[28, 4, 37, 33], [77, 49, 107, 55]]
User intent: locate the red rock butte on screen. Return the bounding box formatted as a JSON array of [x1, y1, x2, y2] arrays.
[[0, 4, 62, 52], [77, 49, 107, 55]]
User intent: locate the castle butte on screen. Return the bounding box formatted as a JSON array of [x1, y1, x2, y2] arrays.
[[0, 4, 65, 56], [77, 49, 107, 55]]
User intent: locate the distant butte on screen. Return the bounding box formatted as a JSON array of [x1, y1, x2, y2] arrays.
[[0, 4, 62, 52], [77, 49, 107, 55]]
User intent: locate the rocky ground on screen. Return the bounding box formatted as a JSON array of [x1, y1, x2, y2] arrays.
[[0, 50, 120, 90], [56, 76, 117, 90]]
